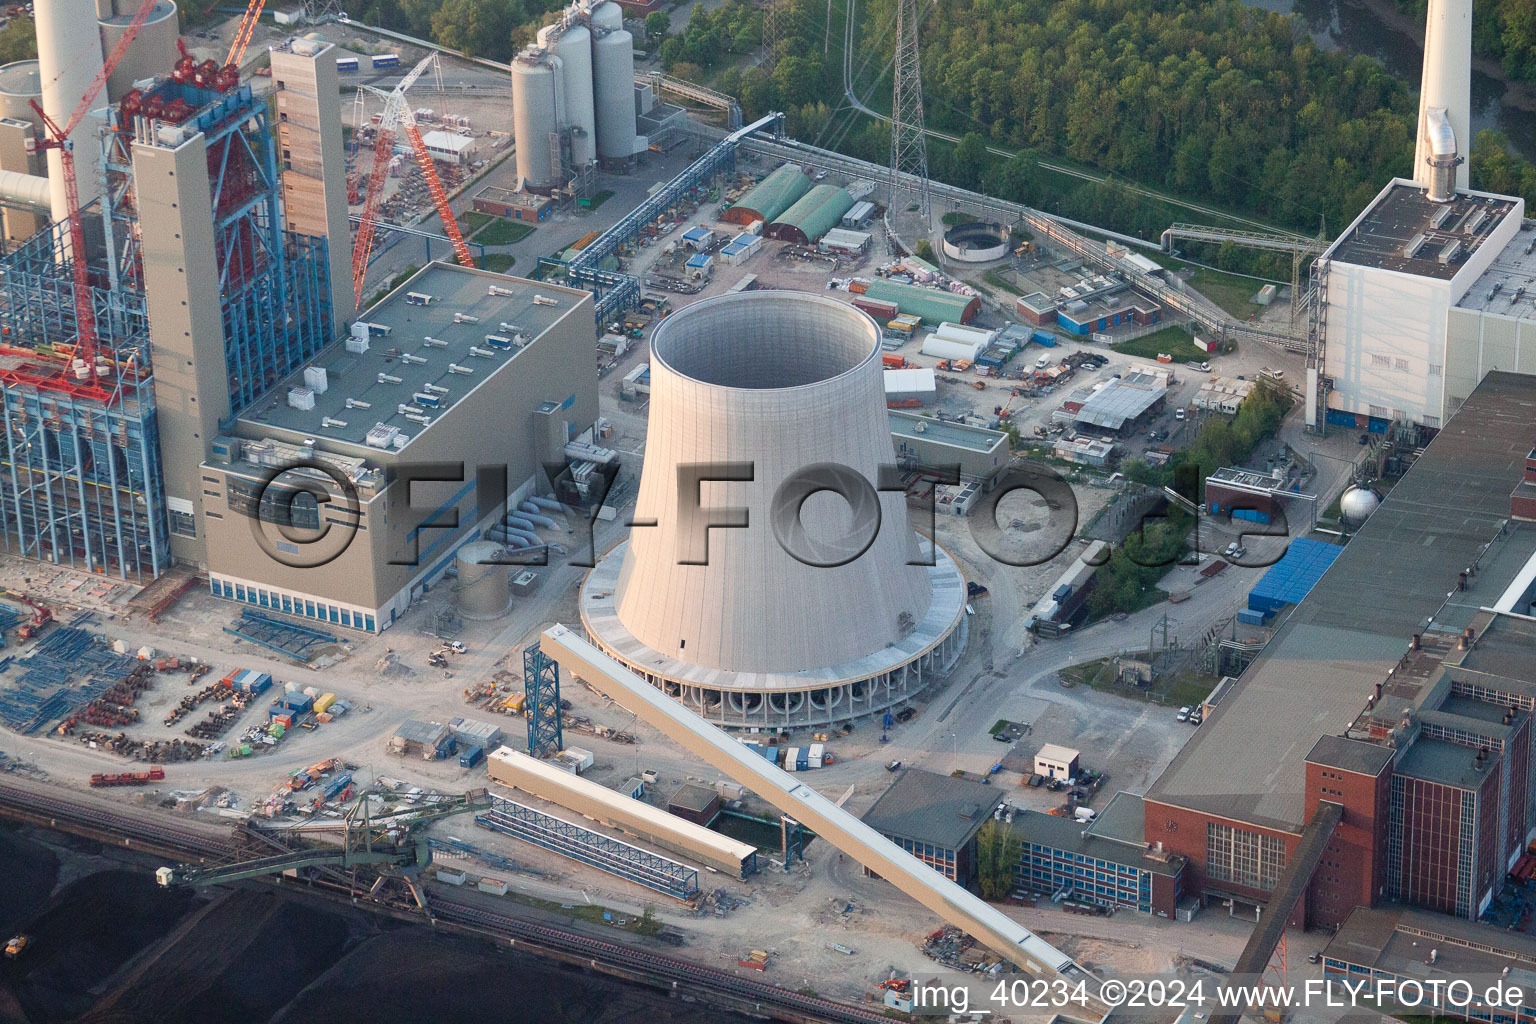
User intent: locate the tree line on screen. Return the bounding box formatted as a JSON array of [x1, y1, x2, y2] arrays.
[[1393, 0, 1536, 85]]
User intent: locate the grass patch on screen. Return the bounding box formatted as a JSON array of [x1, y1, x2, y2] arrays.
[[1188, 268, 1267, 320], [942, 211, 971, 226], [585, 190, 616, 210], [984, 268, 1023, 295], [1112, 325, 1205, 362], [472, 219, 535, 246], [988, 719, 1010, 737], [499, 890, 661, 935], [1060, 657, 1218, 709], [460, 210, 494, 233], [481, 253, 515, 273]]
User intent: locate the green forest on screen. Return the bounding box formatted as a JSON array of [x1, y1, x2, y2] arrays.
[[1393, 0, 1536, 83]]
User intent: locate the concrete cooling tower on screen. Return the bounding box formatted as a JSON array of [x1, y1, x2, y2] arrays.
[[580, 291, 967, 729]]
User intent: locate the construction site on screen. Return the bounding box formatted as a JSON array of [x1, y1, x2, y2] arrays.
[[1, 0, 1536, 1018]]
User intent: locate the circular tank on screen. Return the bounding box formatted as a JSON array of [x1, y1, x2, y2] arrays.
[[590, 1, 623, 32], [551, 24, 595, 169], [36, 0, 106, 219], [592, 28, 637, 161], [0, 60, 41, 125], [99, 0, 178, 101], [456, 541, 512, 619], [512, 52, 562, 190], [1339, 485, 1381, 526]]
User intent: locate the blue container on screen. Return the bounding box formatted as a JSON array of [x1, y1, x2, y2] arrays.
[[282, 693, 314, 712], [1053, 584, 1073, 601], [322, 772, 352, 800], [459, 745, 485, 768], [1032, 331, 1056, 347]]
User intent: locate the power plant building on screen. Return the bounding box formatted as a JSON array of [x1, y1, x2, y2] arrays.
[[580, 291, 967, 728], [201, 265, 597, 633]]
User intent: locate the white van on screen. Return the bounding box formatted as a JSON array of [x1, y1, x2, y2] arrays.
[[1035, 354, 1052, 370]]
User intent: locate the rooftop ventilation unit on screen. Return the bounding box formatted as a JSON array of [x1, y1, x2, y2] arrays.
[[365, 424, 402, 449], [322, 416, 348, 429], [485, 335, 513, 349], [346, 398, 372, 409], [398, 403, 416, 415], [448, 364, 473, 375], [378, 372, 403, 384], [288, 387, 316, 410], [469, 346, 495, 358], [498, 322, 524, 333], [1402, 233, 1428, 259], [404, 412, 433, 425], [392, 434, 410, 449], [1438, 239, 1463, 265], [454, 313, 481, 323], [1432, 203, 1457, 230], [488, 285, 516, 297], [412, 392, 441, 408], [1464, 208, 1489, 235], [532, 295, 558, 307], [424, 383, 450, 395], [423, 336, 449, 348], [304, 366, 329, 394], [401, 353, 428, 365]]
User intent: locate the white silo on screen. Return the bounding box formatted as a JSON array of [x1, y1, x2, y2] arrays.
[[511, 49, 564, 190], [590, 0, 622, 32], [35, 0, 106, 224], [579, 291, 968, 729], [98, 0, 178, 101], [544, 22, 596, 170], [592, 26, 638, 161]]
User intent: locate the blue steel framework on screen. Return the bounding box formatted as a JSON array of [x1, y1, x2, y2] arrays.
[[103, 82, 334, 413], [475, 796, 701, 900], [524, 642, 563, 758], [0, 191, 169, 580], [537, 113, 784, 324]]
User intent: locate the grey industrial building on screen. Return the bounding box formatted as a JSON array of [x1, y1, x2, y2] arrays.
[[201, 265, 598, 632], [861, 769, 1002, 883]]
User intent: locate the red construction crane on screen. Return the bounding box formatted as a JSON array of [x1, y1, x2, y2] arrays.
[[351, 56, 474, 307], [221, 0, 266, 88], [29, 0, 162, 388]]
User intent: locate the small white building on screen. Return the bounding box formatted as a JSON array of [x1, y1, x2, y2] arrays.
[[1034, 743, 1081, 781], [420, 130, 478, 165], [820, 227, 871, 257], [719, 232, 762, 266], [1193, 376, 1257, 414], [883, 367, 936, 404]]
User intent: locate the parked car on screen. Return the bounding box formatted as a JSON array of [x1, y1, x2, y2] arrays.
[[886, 760, 903, 772], [1223, 542, 1240, 558], [1175, 408, 1186, 421], [1177, 706, 1192, 722], [445, 640, 467, 653]]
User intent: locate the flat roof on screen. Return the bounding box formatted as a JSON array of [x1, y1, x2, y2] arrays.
[[420, 130, 473, 152], [861, 769, 1003, 850], [1013, 806, 1184, 878], [1036, 743, 1080, 763], [1456, 219, 1536, 315], [236, 264, 588, 452], [1305, 735, 1394, 777], [1325, 905, 1536, 993], [1395, 737, 1500, 790], [888, 411, 1007, 454], [1328, 181, 1518, 280], [884, 367, 936, 394], [1146, 372, 1536, 833], [1447, 611, 1536, 686]]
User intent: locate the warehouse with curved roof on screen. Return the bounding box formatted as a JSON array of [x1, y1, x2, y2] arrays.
[[766, 184, 855, 244], [721, 162, 810, 225]]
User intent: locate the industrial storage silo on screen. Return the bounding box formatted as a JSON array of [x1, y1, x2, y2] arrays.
[[511, 49, 564, 190], [590, 0, 622, 32], [0, 61, 45, 244], [456, 541, 512, 619], [545, 23, 596, 170], [0, 60, 41, 125], [98, 0, 178, 100], [591, 27, 638, 162]]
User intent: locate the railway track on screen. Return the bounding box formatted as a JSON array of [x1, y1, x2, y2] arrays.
[[0, 778, 890, 1024]]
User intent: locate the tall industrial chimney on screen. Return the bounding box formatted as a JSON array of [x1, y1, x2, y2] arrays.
[[34, 0, 106, 225], [1413, 0, 1471, 196]]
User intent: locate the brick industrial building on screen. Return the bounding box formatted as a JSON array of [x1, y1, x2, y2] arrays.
[[1140, 372, 1536, 931]]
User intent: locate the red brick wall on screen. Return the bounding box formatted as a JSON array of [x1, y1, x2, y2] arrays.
[[1512, 487, 1536, 522], [1305, 758, 1392, 929], [1142, 799, 1304, 925]]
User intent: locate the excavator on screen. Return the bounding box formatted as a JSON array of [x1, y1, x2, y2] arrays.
[[4, 591, 52, 642], [157, 788, 491, 915]]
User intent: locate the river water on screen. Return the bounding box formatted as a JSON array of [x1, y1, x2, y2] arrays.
[[1244, 0, 1536, 160]]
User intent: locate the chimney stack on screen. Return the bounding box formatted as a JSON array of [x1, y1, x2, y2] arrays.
[[1414, 0, 1473, 196]]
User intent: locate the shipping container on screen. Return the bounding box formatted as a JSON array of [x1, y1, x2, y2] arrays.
[[1031, 330, 1057, 347], [459, 744, 485, 768], [336, 56, 359, 72], [436, 868, 467, 885], [313, 693, 336, 713], [853, 297, 899, 320], [371, 53, 400, 67], [477, 877, 508, 895], [881, 353, 907, 369]]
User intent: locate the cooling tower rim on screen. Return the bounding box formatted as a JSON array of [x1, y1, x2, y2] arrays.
[[648, 289, 882, 394], [579, 535, 967, 692]]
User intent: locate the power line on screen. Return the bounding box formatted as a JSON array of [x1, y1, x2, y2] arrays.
[[887, 0, 929, 217]]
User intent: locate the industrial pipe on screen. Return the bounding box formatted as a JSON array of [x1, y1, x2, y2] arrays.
[[505, 528, 541, 546], [504, 514, 538, 532], [0, 169, 54, 212], [517, 504, 558, 528], [527, 496, 564, 512]]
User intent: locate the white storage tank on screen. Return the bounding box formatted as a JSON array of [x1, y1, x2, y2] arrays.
[[0, 61, 41, 125], [35, 0, 105, 220], [511, 50, 563, 190], [99, 0, 178, 101], [456, 541, 512, 619], [545, 23, 595, 169], [592, 27, 638, 161], [590, 0, 623, 31]]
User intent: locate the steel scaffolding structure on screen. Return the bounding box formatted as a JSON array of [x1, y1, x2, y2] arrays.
[[524, 642, 562, 758], [475, 796, 701, 900], [888, 0, 931, 218], [0, 196, 169, 581], [103, 81, 334, 412]]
